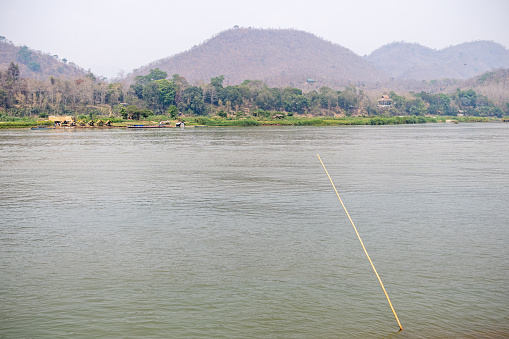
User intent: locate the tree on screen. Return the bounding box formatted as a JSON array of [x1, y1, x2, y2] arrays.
[[255, 88, 274, 110], [224, 86, 242, 109], [135, 68, 168, 85], [388, 91, 405, 112], [86, 72, 96, 82], [141, 108, 152, 118], [293, 95, 309, 114], [210, 75, 225, 89], [127, 105, 141, 120], [28, 61, 41, 72], [146, 68, 167, 81], [318, 86, 337, 110], [205, 76, 225, 106], [167, 105, 178, 119], [130, 83, 143, 99], [0, 89, 7, 109], [119, 106, 128, 119], [106, 83, 122, 106], [206, 84, 218, 105], [431, 93, 452, 115], [142, 81, 160, 111], [181, 86, 205, 115], [7, 63, 20, 84], [338, 86, 360, 112], [457, 89, 477, 108], [17, 46, 32, 64], [306, 90, 320, 108], [281, 87, 303, 112], [406, 98, 426, 116], [171, 74, 188, 107], [269, 87, 283, 111], [155, 79, 176, 110]]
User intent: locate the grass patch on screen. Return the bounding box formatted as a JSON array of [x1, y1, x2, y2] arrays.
[[0, 117, 52, 129], [186, 117, 261, 126]]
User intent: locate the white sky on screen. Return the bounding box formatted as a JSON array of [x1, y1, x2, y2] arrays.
[[1, 0, 508, 79]]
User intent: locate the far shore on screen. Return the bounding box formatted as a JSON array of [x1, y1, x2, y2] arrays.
[[0, 115, 503, 129]]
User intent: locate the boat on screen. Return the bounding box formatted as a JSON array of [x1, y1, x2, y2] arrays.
[[31, 126, 55, 130], [127, 124, 169, 129]]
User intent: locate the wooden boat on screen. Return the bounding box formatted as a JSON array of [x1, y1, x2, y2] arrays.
[[127, 124, 169, 129], [31, 126, 55, 130]]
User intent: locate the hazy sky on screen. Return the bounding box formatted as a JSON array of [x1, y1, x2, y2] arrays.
[[1, 0, 508, 79]]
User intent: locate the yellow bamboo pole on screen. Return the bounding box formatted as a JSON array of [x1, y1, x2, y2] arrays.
[[317, 154, 403, 332]]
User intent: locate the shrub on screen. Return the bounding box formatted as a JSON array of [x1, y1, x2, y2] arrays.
[[28, 61, 41, 72]]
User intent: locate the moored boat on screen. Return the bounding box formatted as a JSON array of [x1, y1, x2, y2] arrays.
[[127, 124, 169, 129]]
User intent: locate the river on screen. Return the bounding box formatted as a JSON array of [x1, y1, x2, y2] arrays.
[[1, 123, 508, 338]]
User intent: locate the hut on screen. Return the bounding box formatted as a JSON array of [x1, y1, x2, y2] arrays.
[[49, 116, 75, 126]]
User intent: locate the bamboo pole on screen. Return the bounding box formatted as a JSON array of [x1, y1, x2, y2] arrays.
[[317, 154, 403, 332]]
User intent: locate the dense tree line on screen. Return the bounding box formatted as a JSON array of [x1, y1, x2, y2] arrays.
[[0, 62, 117, 117], [0, 64, 507, 119], [384, 89, 506, 117]]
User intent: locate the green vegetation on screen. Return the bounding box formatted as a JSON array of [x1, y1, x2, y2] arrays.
[[17, 46, 32, 64], [16, 46, 42, 72], [180, 115, 490, 127], [0, 65, 508, 127], [0, 115, 52, 129], [0, 111, 495, 129], [27, 61, 41, 72]]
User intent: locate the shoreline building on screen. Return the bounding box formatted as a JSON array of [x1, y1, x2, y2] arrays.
[[48, 116, 75, 126], [377, 95, 392, 109]]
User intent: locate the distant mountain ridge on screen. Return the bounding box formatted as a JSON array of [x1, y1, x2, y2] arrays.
[[2, 29, 508, 86], [0, 39, 87, 80], [127, 28, 388, 87], [367, 40, 509, 80]]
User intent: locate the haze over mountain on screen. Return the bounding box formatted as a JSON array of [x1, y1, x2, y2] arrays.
[[127, 28, 509, 87], [0, 39, 88, 80], [127, 28, 388, 87], [2, 28, 509, 89], [367, 40, 509, 80]]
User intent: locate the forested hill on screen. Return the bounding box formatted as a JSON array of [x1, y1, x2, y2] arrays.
[[367, 41, 509, 80], [0, 39, 88, 80], [127, 28, 388, 87]]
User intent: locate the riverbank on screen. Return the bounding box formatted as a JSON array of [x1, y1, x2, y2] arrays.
[[186, 115, 495, 126], [0, 115, 500, 129]]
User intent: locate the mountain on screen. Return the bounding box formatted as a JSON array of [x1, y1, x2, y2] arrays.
[[367, 41, 509, 80], [127, 28, 388, 87], [5, 29, 507, 88], [0, 39, 88, 80]]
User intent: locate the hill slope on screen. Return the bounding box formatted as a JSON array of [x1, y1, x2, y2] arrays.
[[0, 39, 88, 80], [128, 28, 388, 87], [459, 68, 509, 105], [367, 41, 509, 80]]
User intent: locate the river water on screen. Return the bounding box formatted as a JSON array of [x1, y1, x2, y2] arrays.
[[1, 123, 508, 338]]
